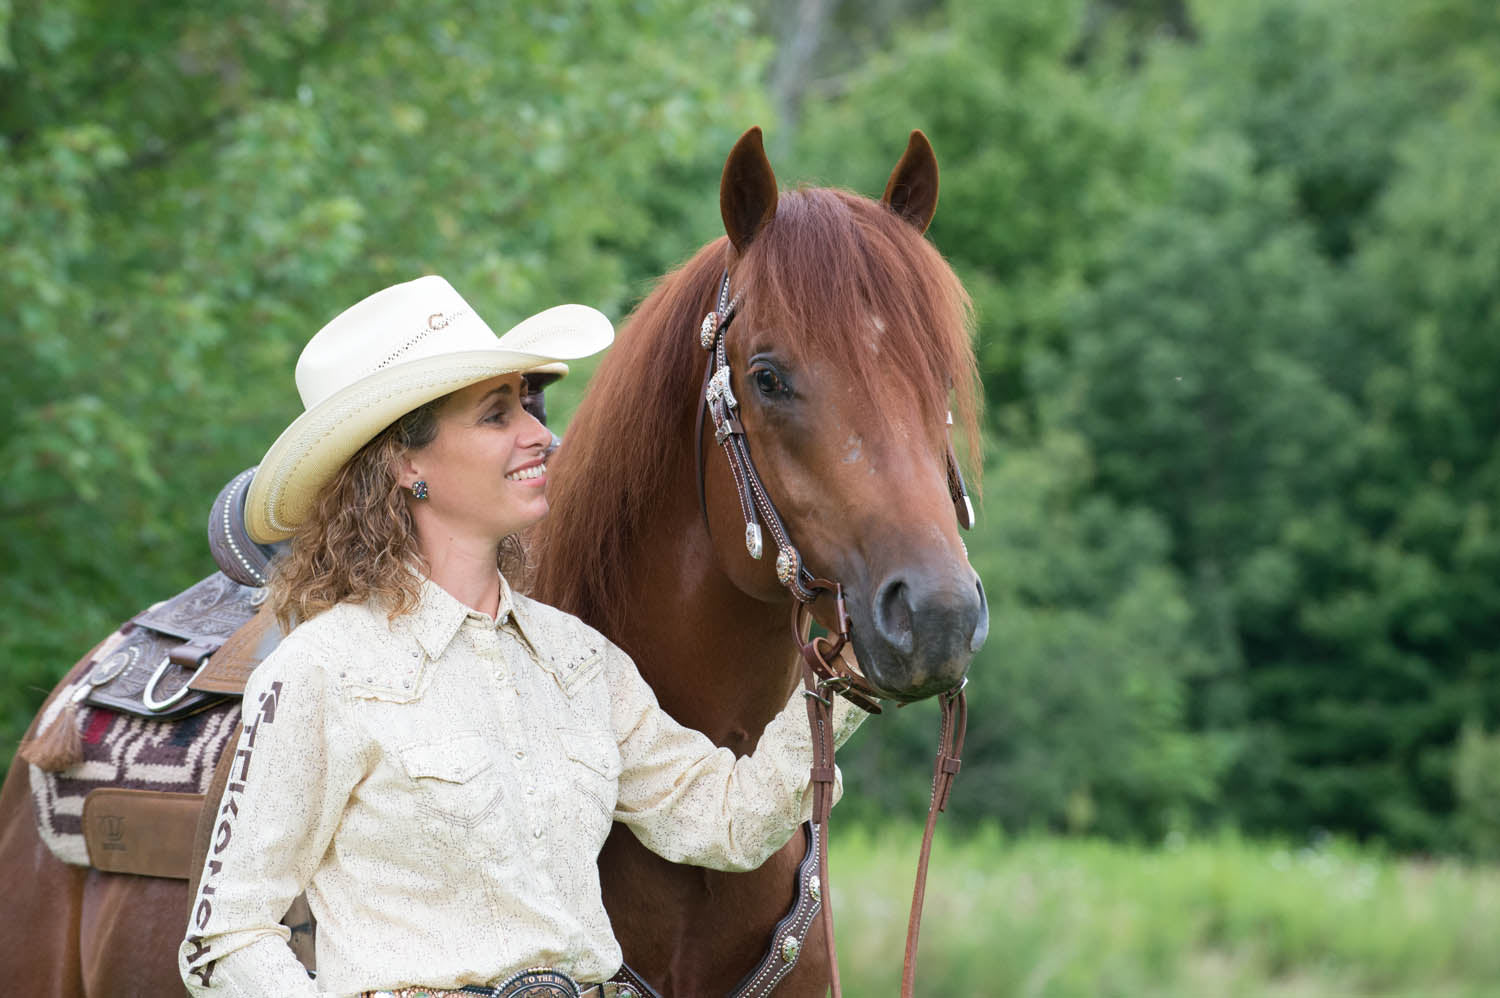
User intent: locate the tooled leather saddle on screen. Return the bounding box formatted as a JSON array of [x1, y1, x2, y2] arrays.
[[82, 468, 285, 723]]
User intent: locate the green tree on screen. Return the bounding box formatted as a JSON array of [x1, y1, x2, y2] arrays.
[[0, 0, 770, 762]]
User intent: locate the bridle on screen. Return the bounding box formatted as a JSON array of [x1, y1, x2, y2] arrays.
[[693, 266, 973, 998]]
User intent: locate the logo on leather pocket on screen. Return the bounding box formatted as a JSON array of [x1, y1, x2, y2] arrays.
[[98, 814, 127, 851]]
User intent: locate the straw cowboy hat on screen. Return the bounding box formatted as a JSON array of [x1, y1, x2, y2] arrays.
[[244, 275, 613, 544]]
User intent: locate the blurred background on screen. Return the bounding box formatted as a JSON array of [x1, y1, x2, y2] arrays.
[[4, 0, 1499, 993]]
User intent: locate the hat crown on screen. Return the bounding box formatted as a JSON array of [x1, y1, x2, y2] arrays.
[[295, 276, 498, 410]]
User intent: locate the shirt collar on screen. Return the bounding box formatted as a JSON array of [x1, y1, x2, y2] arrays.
[[406, 573, 518, 660]]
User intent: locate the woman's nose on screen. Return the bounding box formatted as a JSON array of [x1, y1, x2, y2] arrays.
[[521, 408, 553, 450]]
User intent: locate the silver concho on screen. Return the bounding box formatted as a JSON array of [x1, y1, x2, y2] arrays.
[[807, 874, 821, 902], [89, 645, 138, 686], [775, 548, 797, 587], [780, 936, 801, 963], [746, 522, 764, 560], [700, 311, 719, 349], [706, 366, 737, 410]]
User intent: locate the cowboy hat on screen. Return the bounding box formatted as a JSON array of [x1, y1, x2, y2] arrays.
[[244, 275, 613, 544]]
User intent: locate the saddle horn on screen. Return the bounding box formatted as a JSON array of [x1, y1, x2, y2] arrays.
[[208, 468, 281, 588]]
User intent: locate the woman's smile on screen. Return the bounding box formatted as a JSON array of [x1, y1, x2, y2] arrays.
[[506, 459, 547, 483]]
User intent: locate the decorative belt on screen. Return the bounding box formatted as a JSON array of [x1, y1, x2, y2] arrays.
[[365, 967, 642, 998]]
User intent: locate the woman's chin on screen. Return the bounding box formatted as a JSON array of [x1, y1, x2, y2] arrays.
[[499, 501, 550, 538]]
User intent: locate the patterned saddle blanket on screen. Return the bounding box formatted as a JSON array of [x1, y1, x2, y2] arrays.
[[28, 667, 242, 868], [26, 576, 283, 872]]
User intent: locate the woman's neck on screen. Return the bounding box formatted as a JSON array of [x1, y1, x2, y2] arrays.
[[416, 533, 502, 617]]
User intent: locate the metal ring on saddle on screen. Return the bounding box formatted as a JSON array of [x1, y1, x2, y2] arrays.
[[140, 652, 214, 712]]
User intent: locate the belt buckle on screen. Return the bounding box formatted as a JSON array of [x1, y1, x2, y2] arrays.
[[492, 967, 582, 998]]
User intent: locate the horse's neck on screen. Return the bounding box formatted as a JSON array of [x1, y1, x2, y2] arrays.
[[610, 473, 800, 755]]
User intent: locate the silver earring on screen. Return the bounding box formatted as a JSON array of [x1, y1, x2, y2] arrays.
[[410, 480, 428, 500]]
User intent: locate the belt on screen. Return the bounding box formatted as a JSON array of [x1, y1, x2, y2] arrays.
[[366, 967, 641, 998]]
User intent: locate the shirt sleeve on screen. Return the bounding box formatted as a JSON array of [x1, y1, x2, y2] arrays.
[[179, 632, 368, 998], [606, 646, 868, 872]]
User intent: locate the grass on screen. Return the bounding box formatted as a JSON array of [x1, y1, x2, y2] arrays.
[[826, 823, 1500, 997]]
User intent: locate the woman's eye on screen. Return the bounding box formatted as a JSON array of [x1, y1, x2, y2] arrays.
[[753, 368, 785, 396]]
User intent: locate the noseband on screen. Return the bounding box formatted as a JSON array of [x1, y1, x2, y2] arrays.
[[693, 267, 972, 998]]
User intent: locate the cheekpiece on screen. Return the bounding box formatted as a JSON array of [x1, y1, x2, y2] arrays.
[[700, 311, 719, 350]]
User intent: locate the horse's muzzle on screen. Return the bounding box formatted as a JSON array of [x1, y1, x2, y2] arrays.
[[859, 569, 988, 702]]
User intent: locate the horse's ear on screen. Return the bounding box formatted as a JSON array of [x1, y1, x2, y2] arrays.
[[720, 126, 779, 252], [882, 130, 940, 234]]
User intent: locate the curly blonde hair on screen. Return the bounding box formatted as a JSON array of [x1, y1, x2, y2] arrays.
[[267, 396, 527, 630]]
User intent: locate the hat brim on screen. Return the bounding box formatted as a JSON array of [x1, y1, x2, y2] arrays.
[[245, 304, 612, 544]]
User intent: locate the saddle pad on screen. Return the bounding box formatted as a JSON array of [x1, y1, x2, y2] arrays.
[[29, 664, 241, 868], [83, 788, 204, 879]]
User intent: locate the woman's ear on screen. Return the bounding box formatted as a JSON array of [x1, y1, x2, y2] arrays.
[[393, 451, 423, 492]]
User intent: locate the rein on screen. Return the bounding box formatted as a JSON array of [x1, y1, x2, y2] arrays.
[[694, 268, 972, 997]]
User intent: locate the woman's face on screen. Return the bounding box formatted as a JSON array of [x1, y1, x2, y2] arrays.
[[400, 373, 554, 544]]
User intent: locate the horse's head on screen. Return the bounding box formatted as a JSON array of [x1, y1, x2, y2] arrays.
[[706, 127, 988, 703]]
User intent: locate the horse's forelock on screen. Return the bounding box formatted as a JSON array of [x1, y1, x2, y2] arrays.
[[739, 188, 980, 467], [531, 187, 980, 636]]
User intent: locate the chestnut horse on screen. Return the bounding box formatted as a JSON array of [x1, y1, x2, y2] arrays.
[[529, 127, 986, 995], [0, 126, 986, 996]]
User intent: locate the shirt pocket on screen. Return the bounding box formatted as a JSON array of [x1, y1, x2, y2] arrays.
[[398, 730, 504, 828], [556, 725, 621, 820]]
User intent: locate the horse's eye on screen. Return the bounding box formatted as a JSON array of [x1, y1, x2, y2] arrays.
[[753, 367, 785, 397]]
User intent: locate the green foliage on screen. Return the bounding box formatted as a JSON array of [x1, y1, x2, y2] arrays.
[[0, 0, 770, 763], [1454, 723, 1500, 860], [831, 823, 1500, 996]]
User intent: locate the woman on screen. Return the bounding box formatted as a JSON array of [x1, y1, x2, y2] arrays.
[[178, 276, 865, 998]]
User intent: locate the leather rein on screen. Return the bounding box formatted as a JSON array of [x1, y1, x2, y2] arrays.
[[693, 268, 972, 998]]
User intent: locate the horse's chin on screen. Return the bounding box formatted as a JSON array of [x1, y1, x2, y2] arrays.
[[853, 645, 976, 705]]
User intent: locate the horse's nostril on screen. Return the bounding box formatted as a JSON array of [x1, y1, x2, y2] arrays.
[[970, 577, 990, 652], [874, 578, 916, 655]]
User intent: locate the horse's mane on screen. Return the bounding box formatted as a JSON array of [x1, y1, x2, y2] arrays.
[[531, 186, 979, 638]]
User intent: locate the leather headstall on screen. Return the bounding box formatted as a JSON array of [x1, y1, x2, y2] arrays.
[[694, 268, 972, 998]]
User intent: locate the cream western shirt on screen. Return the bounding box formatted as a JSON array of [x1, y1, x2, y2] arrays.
[[178, 577, 864, 997]]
